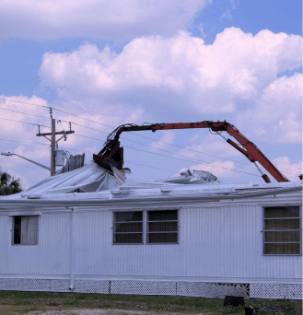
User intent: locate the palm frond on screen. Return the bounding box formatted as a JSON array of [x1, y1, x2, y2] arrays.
[[0, 172, 11, 186]]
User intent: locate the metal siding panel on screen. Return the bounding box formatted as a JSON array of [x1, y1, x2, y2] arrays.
[[1, 212, 70, 275], [70, 205, 300, 281], [0, 203, 301, 283], [0, 216, 10, 273]]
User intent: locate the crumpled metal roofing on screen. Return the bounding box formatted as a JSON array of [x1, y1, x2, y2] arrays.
[[2, 162, 301, 202], [22, 163, 124, 196]]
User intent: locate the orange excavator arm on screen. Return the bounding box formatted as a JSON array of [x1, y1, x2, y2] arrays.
[[93, 121, 289, 183]]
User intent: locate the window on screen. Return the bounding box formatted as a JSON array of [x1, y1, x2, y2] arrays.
[[13, 216, 38, 245], [263, 206, 301, 255], [113, 212, 143, 244], [113, 210, 178, 244], [147, 210, 178, 243]]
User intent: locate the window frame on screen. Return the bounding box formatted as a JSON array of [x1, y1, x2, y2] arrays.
[[11, 215, 40, 246], [112, 209, 179, 245], [112, 211, 143, 245], [147, 210, 179, 245], [262, 205, 302, 256]]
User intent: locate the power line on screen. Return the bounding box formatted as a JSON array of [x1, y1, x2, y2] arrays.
[[0, 138, 49, 147], [125, 160, 176, 173], [129, 132, 251, 165], [0, 117, 50, 128], [0, 102, 253, 168], [0, 97, 49, 109], [0, 107, 50, 120], [2, 97, 298, 177], [0, 138, 83, 156], [58, 115, 252, 166], [59, 120, 254, 171], [1, 97, 251, 166], [75, 133, 260, 177]]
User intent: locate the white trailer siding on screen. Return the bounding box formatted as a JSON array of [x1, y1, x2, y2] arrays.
[[0, 188, 301, 299], [71, 205, 301, 282], [0, 212, 70, 276]]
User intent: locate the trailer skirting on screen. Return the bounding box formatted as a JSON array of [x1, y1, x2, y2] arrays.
[[0, 278, 301, 300]]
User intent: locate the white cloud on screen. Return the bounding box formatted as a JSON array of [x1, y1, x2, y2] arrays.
[[273, 156, 302, 182], [176, 133, 245, 161], [39, 28, 302, 121], [256, 74, 302, 142], [235, 73, 302, 143], [0, 0, 210, 41], [220, 10, 233, 21], [0, 94, 146, 188], [149, 131, 175, 151]]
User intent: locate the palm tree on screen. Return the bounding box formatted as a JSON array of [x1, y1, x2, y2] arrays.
[[10, 179, 22, 194], [0, 172, 22, 195]]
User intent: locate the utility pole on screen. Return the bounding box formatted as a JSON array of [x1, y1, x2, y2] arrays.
[[36, 108, 75, 176]]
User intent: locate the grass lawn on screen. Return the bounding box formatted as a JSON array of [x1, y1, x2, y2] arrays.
[[0, 291, 301, 314]]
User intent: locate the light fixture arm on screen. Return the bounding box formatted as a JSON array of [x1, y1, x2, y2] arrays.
[[1, 152, 51, 171]]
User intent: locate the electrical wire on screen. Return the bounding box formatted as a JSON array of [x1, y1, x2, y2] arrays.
[[59, 120, 257, 173], [0, 117, 50, 128], [0, 97, 253, 166], [0, 102, 262, 170], [125, 160, 176, 173], [0, 138, 49, 147], [75, 133, 261, 177], [0, 138, 84, 156], [0, 107, 50, 120], [0, 97, 49, 109], [2, 97, 298, 177]]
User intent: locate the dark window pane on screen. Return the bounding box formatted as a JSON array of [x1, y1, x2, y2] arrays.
[[264, 207, 300, 218], [114, 233, 142, 244], [13, 216, 21, 245], [148, 210, 177, 221], [264, 219, 300, 230], [115, 212, 142, 222], [148, 233, 178, 243], [149, 222, 178, 232], [265, 231, 300, 242], [13, 216, 38, 245], [114, 222, 142, 233], [264, 243, 300, 255]]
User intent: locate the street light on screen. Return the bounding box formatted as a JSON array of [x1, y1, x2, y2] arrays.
[[1, 152, 51, 172]]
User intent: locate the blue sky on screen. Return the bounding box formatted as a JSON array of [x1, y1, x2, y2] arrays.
[[0, 0, 301, 189]]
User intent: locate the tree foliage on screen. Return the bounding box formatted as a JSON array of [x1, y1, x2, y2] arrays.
[[0, 171, 22, 195]]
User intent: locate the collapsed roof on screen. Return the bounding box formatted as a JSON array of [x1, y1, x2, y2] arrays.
[[10, 162, 298, 203]]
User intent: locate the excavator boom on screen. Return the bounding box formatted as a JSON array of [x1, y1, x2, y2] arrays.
[[93, 121, 289, 183]]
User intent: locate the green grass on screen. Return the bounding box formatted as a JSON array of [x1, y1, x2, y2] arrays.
[[0, 290, 301, 314]]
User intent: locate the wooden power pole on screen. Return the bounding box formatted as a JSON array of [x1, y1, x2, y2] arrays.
[[36, 108, 74, 176]]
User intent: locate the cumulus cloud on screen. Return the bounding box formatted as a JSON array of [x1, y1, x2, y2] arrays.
[[235, 73, 302, 143], [149, 131, 175, 151], [256, 74, 302, 142], [0, 0, 209, 41], [39, 28, 302, 122], [273, 156, 302, 182], [177, 133, 246, 161], [0, 94, 146, 188]]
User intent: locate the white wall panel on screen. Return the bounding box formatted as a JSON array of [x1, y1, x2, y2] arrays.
[[0, 203, 301, 282], [0, 213, 70, 275], [73, 205, 301, 281]]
